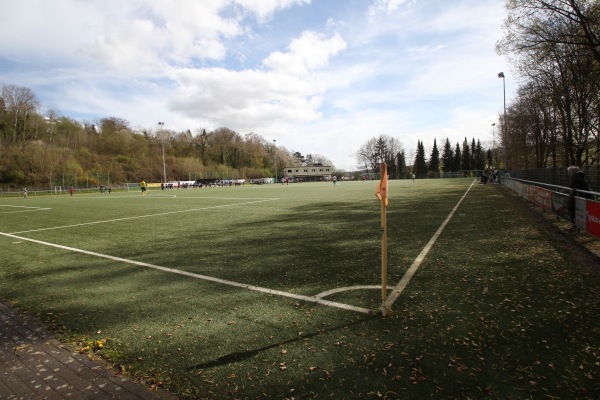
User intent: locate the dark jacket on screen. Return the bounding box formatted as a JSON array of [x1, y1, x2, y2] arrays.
[[570, 171, 592, 199]]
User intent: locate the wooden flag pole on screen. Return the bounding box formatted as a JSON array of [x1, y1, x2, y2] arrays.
[[380, 163, 389, 316]]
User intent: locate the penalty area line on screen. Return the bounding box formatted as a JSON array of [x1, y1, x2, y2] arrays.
[[0, 206, 52, 214], [0, 231, 372, 315], [10, 198, 278, 235]]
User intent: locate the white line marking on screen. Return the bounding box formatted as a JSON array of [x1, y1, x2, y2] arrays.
[[189, 197, 279, 200], [80, 194, 177, 199], [0, 205, 51, 214], [0, 231, 372, 314], [315, 285, 381, 299], [383, 180, 476, 310], [10, 198, 278, 234]]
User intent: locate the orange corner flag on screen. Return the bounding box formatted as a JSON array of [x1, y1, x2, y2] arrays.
[[376, 163, 388, 207]]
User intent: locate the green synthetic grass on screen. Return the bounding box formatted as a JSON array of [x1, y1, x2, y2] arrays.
[[1, 180, 598, 399]]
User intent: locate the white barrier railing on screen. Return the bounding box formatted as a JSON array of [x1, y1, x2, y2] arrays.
[[504, 177, 600, 239]]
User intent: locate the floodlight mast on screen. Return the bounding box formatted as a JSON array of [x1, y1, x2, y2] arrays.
[[273, 139, 277, 183], [497, 72, 508, 171], [491, 123, 495, 169]]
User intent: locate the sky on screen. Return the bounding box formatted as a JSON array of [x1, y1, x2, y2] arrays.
[[0, 0, 514, 171]]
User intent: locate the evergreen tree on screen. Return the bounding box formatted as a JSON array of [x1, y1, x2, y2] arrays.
[[473, 139, 485, 170], [470, 138, 476, 170], [414, 140, 427, 178], [374, 136, 388, 164], [461, 138, 471, 171], [453, 142, 462, 172], [441, 138, 454, 172], [397, 150, 407, 178], [429, 139, 440, 174]]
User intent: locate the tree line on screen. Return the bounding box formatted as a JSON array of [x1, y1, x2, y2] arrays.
[[496, 0, 600, 170], [0, 84, 332, 188], [355, 135, 489, 178]]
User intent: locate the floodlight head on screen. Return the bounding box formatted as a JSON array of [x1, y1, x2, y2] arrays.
[[498, 72, 505, 78]]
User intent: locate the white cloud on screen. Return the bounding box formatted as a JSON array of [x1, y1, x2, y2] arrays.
[[167, 66, 322, 130], [368, 0, 417, 16], [84, 1, 242, 74], [0, 1, 99, 66], [263, 31, 346, 75], [235, 0, 311, 21], [166, 30, 346, 131]]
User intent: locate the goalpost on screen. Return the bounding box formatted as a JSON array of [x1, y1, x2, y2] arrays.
[[54, 186, 62, 194], [125, 183, 140, 192]]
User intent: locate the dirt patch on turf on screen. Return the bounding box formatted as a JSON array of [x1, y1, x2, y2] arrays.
[[496, 185, 600, 274]]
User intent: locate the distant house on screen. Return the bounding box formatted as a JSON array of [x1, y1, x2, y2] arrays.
[[282, 163, 333, 182]]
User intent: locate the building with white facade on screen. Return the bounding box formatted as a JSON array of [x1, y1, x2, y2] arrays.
[[282, 164, 333, 182]]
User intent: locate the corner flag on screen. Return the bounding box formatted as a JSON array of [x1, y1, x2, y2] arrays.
[[376, 163, 388, 208], [376, 163, 390, 316]]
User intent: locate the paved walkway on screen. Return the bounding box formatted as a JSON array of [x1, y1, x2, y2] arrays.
[[0, 301, 177, 399]]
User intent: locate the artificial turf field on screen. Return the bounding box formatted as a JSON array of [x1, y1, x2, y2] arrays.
[[1, 179, 598, 399]]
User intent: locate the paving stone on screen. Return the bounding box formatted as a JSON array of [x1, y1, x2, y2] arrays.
[[0, 301, 177, 399]]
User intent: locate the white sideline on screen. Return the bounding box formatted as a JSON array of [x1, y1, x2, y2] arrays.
[[10, 198, 278, 234], [0, 231, 372, 315], [382, 180, 476, 310]]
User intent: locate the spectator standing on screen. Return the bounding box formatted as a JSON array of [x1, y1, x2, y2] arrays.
[[567, 166, 592, 222]]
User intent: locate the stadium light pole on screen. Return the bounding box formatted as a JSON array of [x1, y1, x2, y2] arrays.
[[491, 123, 496, 169], [273, 139, 277, 183], [498, 72, 508, 172], [158, 122, 166, 184]]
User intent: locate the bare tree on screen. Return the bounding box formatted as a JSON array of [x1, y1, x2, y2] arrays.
[[498, 0, 600, 64], [1, 84, 40, 143], [497, 0, 600, 167], [355, 135, 404, 173]]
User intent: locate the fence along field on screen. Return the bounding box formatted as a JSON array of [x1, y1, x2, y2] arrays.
[[1, 179, 598, 399]]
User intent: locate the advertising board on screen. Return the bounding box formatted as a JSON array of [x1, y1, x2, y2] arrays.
[[585, 200, 600, 239]]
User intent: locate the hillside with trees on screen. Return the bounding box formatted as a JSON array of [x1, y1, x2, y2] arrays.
[[0, 84, 332, 189]]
